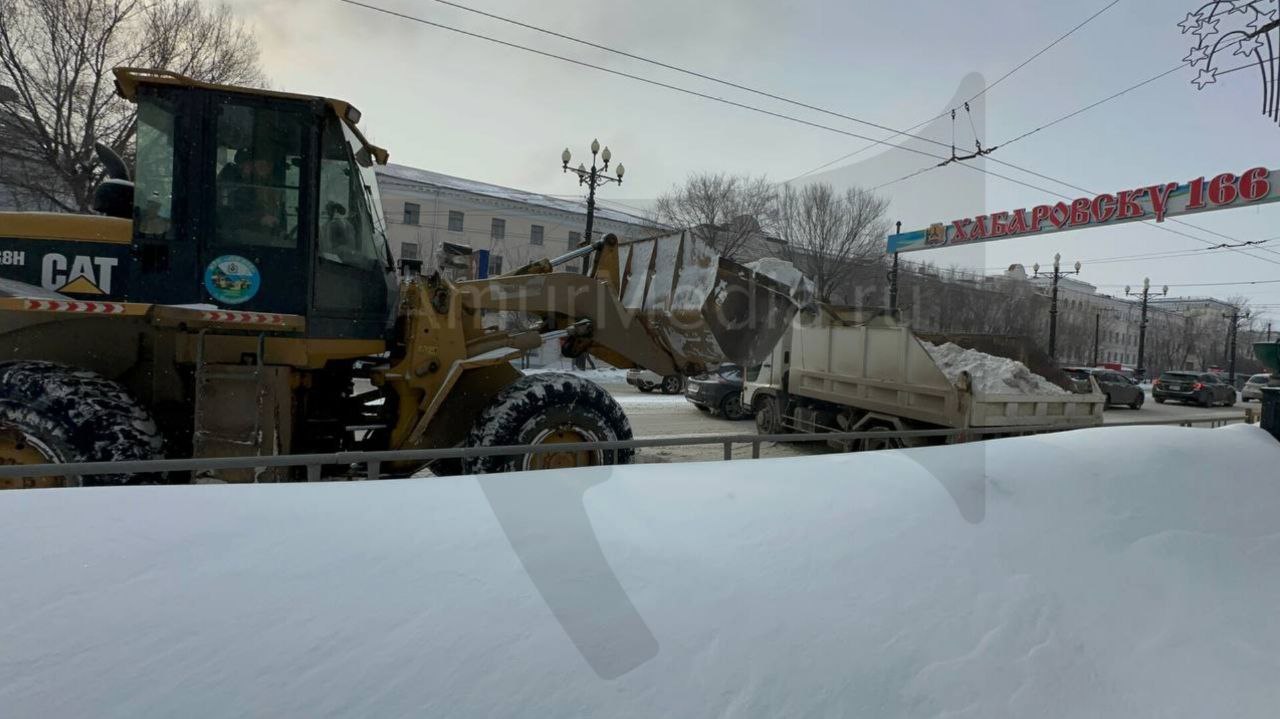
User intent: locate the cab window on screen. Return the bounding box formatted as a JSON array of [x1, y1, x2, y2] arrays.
[[212, 101, 305, 248], [317, 114, 384, 269], [133, 92, 177, 241]]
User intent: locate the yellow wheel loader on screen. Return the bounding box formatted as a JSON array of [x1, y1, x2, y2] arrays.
[[0, 69, 794, 488]]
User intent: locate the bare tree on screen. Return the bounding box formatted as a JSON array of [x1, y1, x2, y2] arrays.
[[772, 182, 889, 303], [654, 172, 776, 259], [0, 0, 264, 212]]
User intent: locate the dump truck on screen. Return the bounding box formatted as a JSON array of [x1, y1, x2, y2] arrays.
[[744, 307, 1105, 450], [0, 68, 794, 488]]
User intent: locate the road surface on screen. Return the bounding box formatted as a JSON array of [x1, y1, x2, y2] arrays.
[[604, 383, 1253, 463]]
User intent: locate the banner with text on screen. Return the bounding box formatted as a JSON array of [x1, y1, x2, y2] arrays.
[[887, 167, 1280, 254]]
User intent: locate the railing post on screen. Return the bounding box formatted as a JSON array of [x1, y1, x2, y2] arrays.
[[366, 460, 381, 481], [307, 464, 321, 482], [723, 442, 732, 461], [751, 441, 760, 459]]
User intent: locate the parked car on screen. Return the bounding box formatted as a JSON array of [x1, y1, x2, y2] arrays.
[[626, 368, 685, 394], [1063, 367, 1144, 409], [1152, 371, 1236, 407], [686, 364, 751, 419], [1242, 373, 1272, 402]]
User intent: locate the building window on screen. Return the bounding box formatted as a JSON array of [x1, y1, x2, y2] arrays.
[[490, 254, 503, 275], [530, 224, 544, 246], [404, 202, 420, 226], [491, 217, 505, 240], [448, 210, 464, 232], [568, 231, 581, 249], [401, 241, 419, 260]]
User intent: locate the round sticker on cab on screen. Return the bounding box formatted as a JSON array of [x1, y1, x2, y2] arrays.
[[203, 255, 261, 305]]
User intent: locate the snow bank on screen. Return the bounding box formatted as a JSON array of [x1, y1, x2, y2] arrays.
[[522, 365, 629, 384], [3, 425, 1279, 717], [925, 341, 1067, 395]]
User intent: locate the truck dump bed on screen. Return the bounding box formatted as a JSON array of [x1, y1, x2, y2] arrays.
[[787, 310, 1104, 429]]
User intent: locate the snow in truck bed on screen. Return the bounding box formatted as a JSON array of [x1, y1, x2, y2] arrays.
[[2, 425, 1279, 718]]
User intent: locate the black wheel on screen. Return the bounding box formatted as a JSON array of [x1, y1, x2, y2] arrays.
[[1225, 394, 1236, 407], [720, 392, 748, 421], [462, 372, 633, 474], [1155, 396, 1166, 404], [1103, 392, 1113, 407], [1129, 393, 1144, 410], [754, 395, 782, 435], [1200, 393, 1213, 408], [636, 380, 655, 393], [858, 425, 902, 452], [660, 375, 683, 394], [0, 361, 163, 488]]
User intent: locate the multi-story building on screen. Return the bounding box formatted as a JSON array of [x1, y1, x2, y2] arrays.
[[375, 164, 663, 276], [1019, 270, 1143, 367]]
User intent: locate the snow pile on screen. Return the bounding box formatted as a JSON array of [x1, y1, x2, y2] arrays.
[[925, 341, 1067, 395], [747, 257, 813, 304], [3, 425, 1279, 717]]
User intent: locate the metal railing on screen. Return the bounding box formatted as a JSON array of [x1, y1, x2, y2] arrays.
[[0, 412, 1253, 483]]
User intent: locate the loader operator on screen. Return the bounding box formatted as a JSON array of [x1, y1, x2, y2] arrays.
[[216, 148, 289, 247]]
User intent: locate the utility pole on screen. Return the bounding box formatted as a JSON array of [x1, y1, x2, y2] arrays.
[[561, 140, 624, 259], [1092, 312, 1101, 366], [1032, 253, 1082, 363], [1125, 278, 1168, 379], [1223, 306, 1251, 386], [888, 221, 901, 314]]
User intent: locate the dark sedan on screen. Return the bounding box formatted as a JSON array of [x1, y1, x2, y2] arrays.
[[686, 364, 751, 420], [1064, 367, 1144, 409], [1152, 371, 1236, 407]]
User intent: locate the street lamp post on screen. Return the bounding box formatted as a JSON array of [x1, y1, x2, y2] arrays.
[[561, 140, 624, 253], [1125, 278, 1168, 379], [1032, 253, 1082, 363]]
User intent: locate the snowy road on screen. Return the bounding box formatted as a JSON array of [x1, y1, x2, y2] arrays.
[[601, 382, 1253, 463], [606, 383, 1250, 435]]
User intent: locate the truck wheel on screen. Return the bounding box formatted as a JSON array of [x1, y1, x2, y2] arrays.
[[462, 372, 634, 474], [1129, 393, 1143, 410], [755, 395, 782, 434], [660, 375, 683, 394], [636, 380, 655, 393], [859, 426, 902, 452], [0, 361, 163, 488]]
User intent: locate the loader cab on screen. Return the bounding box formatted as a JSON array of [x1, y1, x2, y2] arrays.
[[120, 69, 397, 339]]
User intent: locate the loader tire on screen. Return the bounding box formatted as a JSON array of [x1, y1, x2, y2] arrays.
[[462, 372, 633, 474], [0, 361, 163, 488]]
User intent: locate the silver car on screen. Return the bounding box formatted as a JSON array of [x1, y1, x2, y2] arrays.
[[1242, 373, 1272, 402]]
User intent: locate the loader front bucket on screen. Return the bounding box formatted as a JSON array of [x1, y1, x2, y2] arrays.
[[615, 230, 796, 372]]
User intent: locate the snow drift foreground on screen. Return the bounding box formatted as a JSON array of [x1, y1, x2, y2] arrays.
[[3, 426, 1280, 718]]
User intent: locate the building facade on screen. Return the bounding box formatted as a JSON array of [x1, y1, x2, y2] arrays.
[[375, 164, 663, 276]]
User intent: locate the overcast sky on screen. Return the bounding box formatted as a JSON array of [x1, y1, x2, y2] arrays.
[[224, 0, 1280, 323]]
